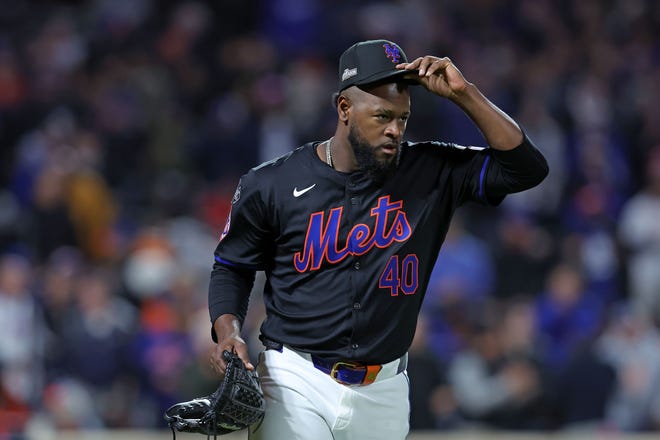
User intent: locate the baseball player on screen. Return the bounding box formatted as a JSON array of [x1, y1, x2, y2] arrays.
[[207, 39, 548, 439]]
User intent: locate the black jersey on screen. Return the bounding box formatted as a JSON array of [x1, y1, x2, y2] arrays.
[[210, 137, 547, 364]]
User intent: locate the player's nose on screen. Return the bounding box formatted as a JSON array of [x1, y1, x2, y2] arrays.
[[384, 120, 404, 140]]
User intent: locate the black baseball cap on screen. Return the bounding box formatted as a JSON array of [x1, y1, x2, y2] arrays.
[[338, 39, 415, 92]]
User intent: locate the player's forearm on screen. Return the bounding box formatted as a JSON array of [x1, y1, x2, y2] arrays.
[[450, 83, 523, 151], [208, 262, 255, 341]]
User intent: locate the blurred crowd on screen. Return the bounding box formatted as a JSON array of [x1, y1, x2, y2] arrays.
[[1, 0, 660, 436]]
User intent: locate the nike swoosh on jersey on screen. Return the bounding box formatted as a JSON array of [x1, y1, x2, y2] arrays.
[[293, 184, 316, 197]]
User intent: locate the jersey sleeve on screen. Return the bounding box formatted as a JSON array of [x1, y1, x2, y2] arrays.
[[439, 134, 548, 207], [208, 171, 270, 335], [438, 143, 500, 206], [213, 170, 272, 270], [483, 134, 549, 202]]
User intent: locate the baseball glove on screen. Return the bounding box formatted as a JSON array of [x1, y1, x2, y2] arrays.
[[164, 350, 265, 438]]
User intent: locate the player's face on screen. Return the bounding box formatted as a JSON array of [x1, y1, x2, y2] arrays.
[[349, 120, 400, 182], [348, 82, 410, 179]]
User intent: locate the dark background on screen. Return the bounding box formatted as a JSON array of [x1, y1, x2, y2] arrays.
[[1, 0, 659, 435]]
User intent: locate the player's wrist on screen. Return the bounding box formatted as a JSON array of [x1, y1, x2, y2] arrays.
[[448, 81, 477, 105], [213, 314, 243, 340]]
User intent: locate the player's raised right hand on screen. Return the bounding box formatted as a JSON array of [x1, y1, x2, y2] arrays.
[[396, 56, 469, 100]]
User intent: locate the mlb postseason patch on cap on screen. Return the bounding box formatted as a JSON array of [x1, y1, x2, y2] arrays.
[[342, 67, 358, 81], [338, 39, 412, 91]]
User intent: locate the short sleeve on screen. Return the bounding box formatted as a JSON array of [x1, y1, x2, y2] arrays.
[[214, 171, 272, 269]]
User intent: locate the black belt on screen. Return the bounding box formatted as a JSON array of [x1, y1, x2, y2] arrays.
[[260, 337, 407, 386]]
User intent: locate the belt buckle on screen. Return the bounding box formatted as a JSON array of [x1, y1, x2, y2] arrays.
[[330, 361, 363, 384], [330, 361, 382, 385]]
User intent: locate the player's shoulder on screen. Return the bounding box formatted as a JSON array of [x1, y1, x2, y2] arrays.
[[243, 143, 313, 182], [251, 143, 313, 173], [403, 139, 488, 153], [398, 140, 490, 172]]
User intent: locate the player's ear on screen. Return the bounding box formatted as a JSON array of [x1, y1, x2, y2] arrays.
[[337, 94, 351, 123]]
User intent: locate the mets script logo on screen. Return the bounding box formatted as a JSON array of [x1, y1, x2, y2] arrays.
[[293, 196, 411, 272], [383, 43, 401, 63]]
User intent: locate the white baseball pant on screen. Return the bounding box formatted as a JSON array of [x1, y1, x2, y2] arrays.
[[248, 345, 410, 440]]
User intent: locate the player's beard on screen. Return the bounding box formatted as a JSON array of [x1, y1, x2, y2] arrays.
[[348, 121, 400, 184]]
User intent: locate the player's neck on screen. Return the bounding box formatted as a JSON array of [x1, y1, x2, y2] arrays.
[[318, 135, 358, 173]]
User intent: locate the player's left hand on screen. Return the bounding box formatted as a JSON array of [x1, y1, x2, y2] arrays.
[[396, 56, 469, 100]]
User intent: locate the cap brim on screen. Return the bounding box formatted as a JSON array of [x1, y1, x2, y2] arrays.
[[341, 69, 420, 92]]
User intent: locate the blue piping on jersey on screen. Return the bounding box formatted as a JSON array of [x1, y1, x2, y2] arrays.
[[478, 155, 491, 201], [214, 255, 261, 270]]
